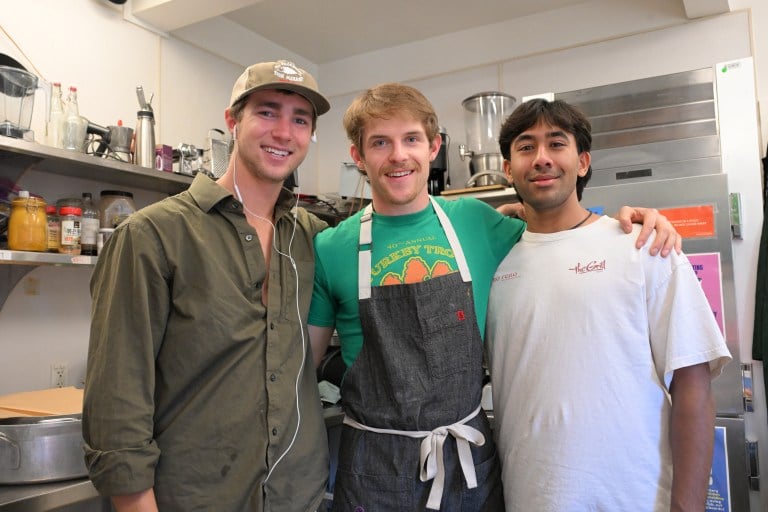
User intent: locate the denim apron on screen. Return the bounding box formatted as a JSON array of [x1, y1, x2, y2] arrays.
[[331, 198, 503, 511]]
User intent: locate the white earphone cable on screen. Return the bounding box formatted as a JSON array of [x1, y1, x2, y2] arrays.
[[231, 136, 306, 484]]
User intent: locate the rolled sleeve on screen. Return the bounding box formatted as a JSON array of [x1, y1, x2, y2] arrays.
[[82, 218, 168, 495]]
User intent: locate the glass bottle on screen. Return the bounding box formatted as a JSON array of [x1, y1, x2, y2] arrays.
[[80, 192, 99, 256], [47, 82, 65, 148], [58, 206, 82, 255], [8, 191, 48, 252], [62, 86, 86, 151]]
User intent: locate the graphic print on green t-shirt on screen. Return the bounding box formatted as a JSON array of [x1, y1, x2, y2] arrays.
[[371, 234, 457, 286]]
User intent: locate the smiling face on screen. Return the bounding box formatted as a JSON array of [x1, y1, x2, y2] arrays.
[[228, 88, 314, 184], [503, 121, 590, 216], [352, 113, 440, 216]]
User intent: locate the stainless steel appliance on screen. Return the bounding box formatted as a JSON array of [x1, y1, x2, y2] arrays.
[[459, 92, 515, 187], [546, 57, 762, 512]]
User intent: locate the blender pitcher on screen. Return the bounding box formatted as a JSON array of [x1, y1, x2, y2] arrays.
[[458, 92, 516, 187], [0, 66, 45, 141]]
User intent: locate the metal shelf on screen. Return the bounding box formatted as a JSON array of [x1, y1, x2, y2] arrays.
[[0, 251, 97, 310], [0, 135, 193, 195], [0, 137, 193, 310]]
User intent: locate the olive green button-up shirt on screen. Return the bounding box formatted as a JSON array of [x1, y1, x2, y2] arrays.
[[83, 174, 329, 511]]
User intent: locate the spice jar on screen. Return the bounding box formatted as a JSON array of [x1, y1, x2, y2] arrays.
[[45, 204, 60, 252], [58, 206, 82, 255], [8, 191, 48, 252]]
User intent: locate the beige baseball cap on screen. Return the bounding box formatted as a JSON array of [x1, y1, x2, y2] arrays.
[[229, 60, 330, 116]]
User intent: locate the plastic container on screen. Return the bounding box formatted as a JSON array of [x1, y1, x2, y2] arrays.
[[8, 191, 47, 252], [99, 190, 136, 228], [45, 204, 60, 252], [58, 206, 82, 255]]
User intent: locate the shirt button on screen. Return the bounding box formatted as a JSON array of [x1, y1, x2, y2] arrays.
[[272, 428, 278, 436], [270, 373, 277, 382], [245, 234, 253, 242], [270, 322, 275, 330]]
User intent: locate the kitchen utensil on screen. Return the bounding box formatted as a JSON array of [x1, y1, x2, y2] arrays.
[[207, 128, 230, 178], [134, 86, 155, 168], [0, 414, 87, 484]]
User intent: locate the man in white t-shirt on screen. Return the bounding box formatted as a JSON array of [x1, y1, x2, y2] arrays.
[[487, 98, 732, 512]]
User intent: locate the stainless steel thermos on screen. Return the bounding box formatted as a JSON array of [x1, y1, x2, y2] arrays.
[[134, 86, 155, 168]]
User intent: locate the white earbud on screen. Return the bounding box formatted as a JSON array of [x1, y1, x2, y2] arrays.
[[233, 125, 237, 138]]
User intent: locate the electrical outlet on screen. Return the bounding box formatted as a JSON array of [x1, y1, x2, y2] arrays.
[[51, 363, 67, 388]]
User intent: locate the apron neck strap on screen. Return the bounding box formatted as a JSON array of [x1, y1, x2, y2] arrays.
[[358, 197, 471, 300]]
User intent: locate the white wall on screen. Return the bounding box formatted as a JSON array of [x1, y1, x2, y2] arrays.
[[0, 0, 312, 394], [2, 3, 767, 507]]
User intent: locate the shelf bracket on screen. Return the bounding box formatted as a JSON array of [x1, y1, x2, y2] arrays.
[[0, 264, 36, 311]]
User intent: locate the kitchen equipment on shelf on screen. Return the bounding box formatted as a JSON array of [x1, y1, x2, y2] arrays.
[[134, 85, 155, 168], [88, 119, 134, 162], [176, 143, 203, 176], [61, 86, 87, 151], [428, 126, 449, 195], [7, 191, 47, 252], [458, 91, 516, 187], [206, 128, 230, 178], [0, 66, 46, 141]]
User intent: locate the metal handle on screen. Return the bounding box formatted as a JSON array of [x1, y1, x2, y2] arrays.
[[0, 432, 20, 470], [136, 86, 147, 110], [458, 143, 473, 161]]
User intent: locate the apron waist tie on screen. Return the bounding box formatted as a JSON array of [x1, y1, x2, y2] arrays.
[[342, 404, 485, 510]]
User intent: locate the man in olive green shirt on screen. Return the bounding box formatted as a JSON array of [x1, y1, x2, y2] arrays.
[[83, 60, 331, 511]]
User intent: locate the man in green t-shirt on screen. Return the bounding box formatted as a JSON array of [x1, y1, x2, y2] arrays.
[[308, 83, 680, 511]]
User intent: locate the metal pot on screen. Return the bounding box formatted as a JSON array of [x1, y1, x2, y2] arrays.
[[0, 414, 87, 484]]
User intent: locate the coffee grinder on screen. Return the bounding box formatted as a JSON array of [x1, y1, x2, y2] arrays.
[[428, 126, 449, 195]]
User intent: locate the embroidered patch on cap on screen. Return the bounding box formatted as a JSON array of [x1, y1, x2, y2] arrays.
[[273, 60, 305, 83]]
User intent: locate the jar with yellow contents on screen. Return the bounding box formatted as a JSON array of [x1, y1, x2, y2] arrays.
[[8, 191, 48, 252]]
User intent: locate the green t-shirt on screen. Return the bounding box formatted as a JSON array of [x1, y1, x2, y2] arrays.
[[309, 197, 525, 368]]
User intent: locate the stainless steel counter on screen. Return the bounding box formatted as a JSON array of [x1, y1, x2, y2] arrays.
[[0, 478, 102, 511], [0, 406, 346, 511]]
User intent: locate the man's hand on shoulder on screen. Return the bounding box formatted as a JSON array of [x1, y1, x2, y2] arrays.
[[615, 206, 682, 257]]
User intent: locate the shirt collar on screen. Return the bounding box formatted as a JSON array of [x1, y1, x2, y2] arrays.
[[188, 173, 297, 220]]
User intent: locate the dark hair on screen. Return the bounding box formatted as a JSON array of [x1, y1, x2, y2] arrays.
[[498, 99, 593, 200]]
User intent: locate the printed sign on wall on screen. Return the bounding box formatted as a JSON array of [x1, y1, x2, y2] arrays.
[[659, 205, 716, 239], [707, 426, 731, 512], [688, 252, 725, 336]]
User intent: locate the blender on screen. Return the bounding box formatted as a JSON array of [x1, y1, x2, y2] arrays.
[[0, 65, 44, 141], [458, 92, 516, 187]]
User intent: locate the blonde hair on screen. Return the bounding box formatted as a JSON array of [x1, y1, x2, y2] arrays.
[[343, 83, 439, 156]]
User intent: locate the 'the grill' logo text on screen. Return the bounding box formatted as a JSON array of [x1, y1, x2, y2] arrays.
[[568, 259, 606, 274]]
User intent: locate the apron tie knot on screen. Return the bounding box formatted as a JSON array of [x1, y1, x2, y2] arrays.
[[419, 411, 485, 510], [343, 405, 484, 511]]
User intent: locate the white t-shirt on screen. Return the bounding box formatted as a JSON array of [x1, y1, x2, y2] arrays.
[[487, 215, 731, 512]]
